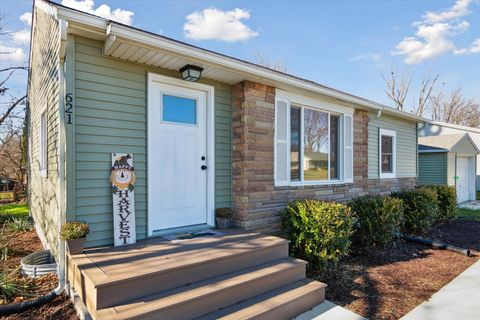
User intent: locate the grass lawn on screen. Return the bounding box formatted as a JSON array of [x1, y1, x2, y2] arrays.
[[0, 203, 29, 223], [457, 208, 480, 221]]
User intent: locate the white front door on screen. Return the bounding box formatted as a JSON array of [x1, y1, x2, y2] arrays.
[[457, 157, 471, 203], [148, 79, 209, 232]]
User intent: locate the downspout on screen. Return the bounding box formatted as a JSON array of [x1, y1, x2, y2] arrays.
[[55, 17, 68, 296]]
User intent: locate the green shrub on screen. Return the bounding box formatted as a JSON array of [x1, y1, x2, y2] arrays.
[[0, 268, 33, 302], [392, 188, 439, 234], [420, 185, 456, 221], [60, 221, 89, 240], [8, 218, 32, 232], [283, 199, 354, 272], [349, 195, 404, 247]]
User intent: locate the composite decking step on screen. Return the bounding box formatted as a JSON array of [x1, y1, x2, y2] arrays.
[[94, 257, 307, 320], [69, 232, 290, 309], [197, 280, 327, 320]]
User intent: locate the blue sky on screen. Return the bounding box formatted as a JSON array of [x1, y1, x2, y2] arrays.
[[1, 0, 479, 112]]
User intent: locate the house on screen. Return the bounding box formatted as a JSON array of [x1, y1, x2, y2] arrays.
[[27, 1, 423, 319], [418, 121, 480, 203]]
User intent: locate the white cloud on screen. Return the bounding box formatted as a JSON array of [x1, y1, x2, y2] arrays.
[[184, 8, 258, 42], [0, 43, 26, 62], [455, 38, 480, 54], [393, 0, 478, 64], [350, 53, 382, 62], [422, 0, 473, 23], [19, 12, 32, 26], [11, 30, 31, 45], [61, 0, 134, 25]]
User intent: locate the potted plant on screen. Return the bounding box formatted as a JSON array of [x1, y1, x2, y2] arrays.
[[215, 208, 234, 229], [61, 221, 89, 255]]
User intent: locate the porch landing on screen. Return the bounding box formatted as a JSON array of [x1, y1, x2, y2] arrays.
[[67, 230, 326, 320]]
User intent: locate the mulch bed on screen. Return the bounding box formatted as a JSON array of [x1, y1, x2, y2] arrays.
[[1, 228, 79, 320], [314, 219, 479, 320]]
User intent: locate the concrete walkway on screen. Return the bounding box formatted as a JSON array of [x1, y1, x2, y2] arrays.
[[458, 201, 480, 210], [295, 300, 367, 320], [401, 260, 480, 320]]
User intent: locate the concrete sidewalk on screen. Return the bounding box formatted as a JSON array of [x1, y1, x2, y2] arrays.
[[401, 259, 480, 320], [295, 300, 367, 320]]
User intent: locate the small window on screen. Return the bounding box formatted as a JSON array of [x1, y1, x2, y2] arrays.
[[39, 112, 47, 176], [162, 95, 196, 124], [379, 129, 396, 178]]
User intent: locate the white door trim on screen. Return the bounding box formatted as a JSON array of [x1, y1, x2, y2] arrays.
[[147, 73, 215, 236]]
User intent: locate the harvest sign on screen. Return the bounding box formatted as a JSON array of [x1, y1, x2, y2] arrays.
[[110, 153, 136, 246]]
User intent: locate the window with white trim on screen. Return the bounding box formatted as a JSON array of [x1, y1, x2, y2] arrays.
[[39, 111, 47, 176], [275, 97, 354, 186], [379, 128, 396, 178]]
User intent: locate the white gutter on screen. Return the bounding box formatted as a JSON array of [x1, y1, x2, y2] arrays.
[[55, 17, 68, 296]]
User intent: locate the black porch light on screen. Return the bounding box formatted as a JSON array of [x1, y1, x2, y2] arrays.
[[179, 64, 203, 82]]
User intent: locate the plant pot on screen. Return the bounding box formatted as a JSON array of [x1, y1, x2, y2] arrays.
[[66, 238, 86, 255], [216, 217, 233, 229]]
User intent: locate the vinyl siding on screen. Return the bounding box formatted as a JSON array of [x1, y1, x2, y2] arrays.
[[368, 113, 417, 179], [27, 3, 61, 256], [73, 37, 232, 247], [418, 153, 447, 185]]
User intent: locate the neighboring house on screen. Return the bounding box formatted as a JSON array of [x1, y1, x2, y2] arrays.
[[419, 121, 480, 202], [28, 1, 423, 319]]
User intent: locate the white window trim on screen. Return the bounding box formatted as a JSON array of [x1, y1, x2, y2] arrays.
[[39, 111, 47, 177], [379, 128, 396, 179], [274, 89, 354, 187]]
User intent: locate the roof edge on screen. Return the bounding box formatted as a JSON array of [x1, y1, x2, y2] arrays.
[[50, 0, 425, 123]]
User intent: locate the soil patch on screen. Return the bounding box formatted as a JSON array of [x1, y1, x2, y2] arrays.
[[0, 227, 79, 319], [314, 220, 479, 320]]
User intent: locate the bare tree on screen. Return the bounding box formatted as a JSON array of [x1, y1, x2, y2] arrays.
[[254, 49, 289, 73], [0, 16, 29, 196], [431, 89, 480, 128], [382, 69, 438, 117]]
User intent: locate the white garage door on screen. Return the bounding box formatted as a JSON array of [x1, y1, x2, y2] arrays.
[[457, 157, 473, 203]]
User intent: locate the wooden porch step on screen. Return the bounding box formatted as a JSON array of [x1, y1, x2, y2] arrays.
[[69, 233, 290, 310], [94, 257, 307, 320], [197, 280, 326, 320]]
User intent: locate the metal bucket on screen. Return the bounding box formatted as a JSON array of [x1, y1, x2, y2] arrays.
[[20, 250, 57, 278]]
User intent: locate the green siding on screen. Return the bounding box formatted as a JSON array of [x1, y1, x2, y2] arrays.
[[418, 153, 447, 185], [368, 113, 417, 179], [73, 37, 232, 247]]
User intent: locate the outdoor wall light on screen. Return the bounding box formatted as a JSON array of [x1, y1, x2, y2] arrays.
[[179, 64, 204, 82]]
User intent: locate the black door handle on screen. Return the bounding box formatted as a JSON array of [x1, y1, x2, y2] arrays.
[[201, 165, 207, 170]]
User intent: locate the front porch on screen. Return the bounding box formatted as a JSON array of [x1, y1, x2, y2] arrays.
[[67, 230, 326, 320]]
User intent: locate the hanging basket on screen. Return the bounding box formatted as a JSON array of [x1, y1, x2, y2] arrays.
[[20, 250, 57, 278]]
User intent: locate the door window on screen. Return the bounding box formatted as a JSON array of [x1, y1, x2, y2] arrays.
[[162, 95, 197, 124]]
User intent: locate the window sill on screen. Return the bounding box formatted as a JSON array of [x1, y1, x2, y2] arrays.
[[276, 180, 353, 187], [379, 173, 396, 179]]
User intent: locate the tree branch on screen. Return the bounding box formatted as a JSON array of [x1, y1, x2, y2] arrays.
[[0, 95, 26, 126]]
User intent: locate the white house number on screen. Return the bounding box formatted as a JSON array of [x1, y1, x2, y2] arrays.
[[65, 93, 73, 124]]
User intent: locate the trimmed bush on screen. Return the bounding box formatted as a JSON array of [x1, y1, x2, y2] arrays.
[[392, 188, 439, 234], [283, 199, 354, 272], [421, 185, 457, 221], [349, 195, 404, 247]]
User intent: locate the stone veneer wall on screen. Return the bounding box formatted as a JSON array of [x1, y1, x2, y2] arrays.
[[232, 81, 416, 233]]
